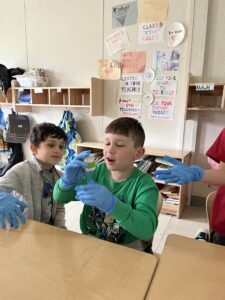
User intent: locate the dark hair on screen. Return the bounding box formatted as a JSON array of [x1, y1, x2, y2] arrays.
[[105, 117, 145, 147], [30, 122, 67, 147]]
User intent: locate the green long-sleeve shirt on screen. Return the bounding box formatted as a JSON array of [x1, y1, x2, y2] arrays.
[[53, 163, 158, 244]]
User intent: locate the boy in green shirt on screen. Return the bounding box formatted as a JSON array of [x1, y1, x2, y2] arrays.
[[53, 117, 158, 251]]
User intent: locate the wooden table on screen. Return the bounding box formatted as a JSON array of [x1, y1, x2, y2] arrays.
[[0, 220, 158, 300], [145, 234, 225, 300]]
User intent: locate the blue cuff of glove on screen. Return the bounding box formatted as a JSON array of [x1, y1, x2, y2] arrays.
[[190, 166, 205, 181], [105, 196, 117, 215]]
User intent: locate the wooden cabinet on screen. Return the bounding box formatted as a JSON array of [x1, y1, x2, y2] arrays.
[[76, 142, 192, 218], [187, 83, 225, 113], [0, 77, 104, 116]]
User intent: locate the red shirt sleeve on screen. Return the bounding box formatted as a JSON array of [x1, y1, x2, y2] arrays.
[[206, 128, 225, 163]]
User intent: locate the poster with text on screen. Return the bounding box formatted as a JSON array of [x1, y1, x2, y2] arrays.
[[105, 28, 130, 56], [98, 59, 121, 80], [138, 0, 169, 22], [138, 22, 164, 44], [112, 1, 137, 28], [120, 51, 146, 73], [120, 73, 143, 95], [119, 97, 141, 118], [151, 75, 177, 97], [153, 48, 180, 71], [149, 99, 174, 120]]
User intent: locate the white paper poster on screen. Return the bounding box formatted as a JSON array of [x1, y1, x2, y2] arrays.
[[105, 28, 130, 56], [112, 1, 137, 28], [138, 22, 164, 44], [119, 97, 141, 118], [151, 75, 177, 97], [120, 73, 143, 95], [149, 99, 174, 120], [153, 49, 180, 71]]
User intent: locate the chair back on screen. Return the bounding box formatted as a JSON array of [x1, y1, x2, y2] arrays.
[[206, 191, 216, 233]]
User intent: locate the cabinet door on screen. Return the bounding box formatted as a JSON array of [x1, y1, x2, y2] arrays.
[[90, 77, 104, 116]]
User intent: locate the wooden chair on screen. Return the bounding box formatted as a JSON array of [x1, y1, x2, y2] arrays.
[[206, 191, 216, 235], [144, 192, 163, 253]]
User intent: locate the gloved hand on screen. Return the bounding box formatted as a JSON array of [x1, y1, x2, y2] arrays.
[[75, 180, 117, 214], [154, 155, 205, 185], [0, 192, 28, 229], [61, 150, 92, 189]]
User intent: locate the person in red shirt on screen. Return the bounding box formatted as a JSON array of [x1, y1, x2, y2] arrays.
[[155, 128, 225, 246]]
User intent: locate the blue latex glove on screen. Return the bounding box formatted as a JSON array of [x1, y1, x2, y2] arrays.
[[0, 192, 28, 229], [61, 150, 92, 189], [75, 180, 117, 214], [154, 155, 205, 185]]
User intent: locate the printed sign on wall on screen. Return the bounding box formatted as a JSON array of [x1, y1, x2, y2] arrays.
[[112, 1, 137, 28], [98, 59, 121, 80], [138, 0, 169, 22], [138, 22, 164, 44], [105, 28, 130, 56], [120, 51, 146, 73], [119, 97, 141, 118], [153, 49, 180, 71], [149, 99, 175, 120], [120, 73, 143, 95], [151, 75, 177, 97]]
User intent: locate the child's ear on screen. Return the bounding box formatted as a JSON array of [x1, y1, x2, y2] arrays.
[[30, 144, 38, 154], [134, 147, 145, 160]]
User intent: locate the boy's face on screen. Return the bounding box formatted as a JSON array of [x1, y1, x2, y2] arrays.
[[30, 136, 65, 168], [103, 133, 144, 172]]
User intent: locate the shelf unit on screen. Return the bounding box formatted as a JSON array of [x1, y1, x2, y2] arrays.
[[76, 142, 192, 218], [186, 83, 225, 114], [0, 77, 104, 116]]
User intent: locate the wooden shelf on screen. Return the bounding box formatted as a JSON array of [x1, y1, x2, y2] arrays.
[[76, 142, 192, 218], [0, 77, 104, 116], [186, 83, 225, 114]]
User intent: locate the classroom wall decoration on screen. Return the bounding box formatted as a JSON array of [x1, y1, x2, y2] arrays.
[[138, 0, 169, 22], [149, 99, 175, 120], [138, 22, 164, 44], [166, 22, 185, 47], [143, 68, 155, 82], [153, 48, 180, 71], [98, 59, 121, 80], [105, 28, 130, 56], [112, 1, 137, 28], [143, 92, 154, 105], [120, 73, 143, 95], [120, 51, 146, 73], [151, 75, 177, 97], [119, 97, 141, 118]]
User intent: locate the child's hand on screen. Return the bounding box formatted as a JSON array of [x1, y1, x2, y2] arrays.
[[75, 180, 117, 214], [0, 192, 28, 229], [154, 155, 205, 185], [61, 150, 91, 189]]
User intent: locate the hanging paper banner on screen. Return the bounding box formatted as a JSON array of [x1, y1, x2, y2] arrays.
[[98, 59, 121, 80], [138, 0, 169, 22], [120, 51, 146, 73], [151, 75, 177, 97], [105, 28, 130, 56], [153, 49, 180, 71], [120, 73, 143, 95], [119, 97, 141, 118], [112, 1, 137, 28], [138, 22, 164, 44], [149, 99, 175, 120]]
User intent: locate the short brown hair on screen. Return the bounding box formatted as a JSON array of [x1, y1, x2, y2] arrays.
[[105, 117, 145, 147], [30, 122, 67, 147]]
